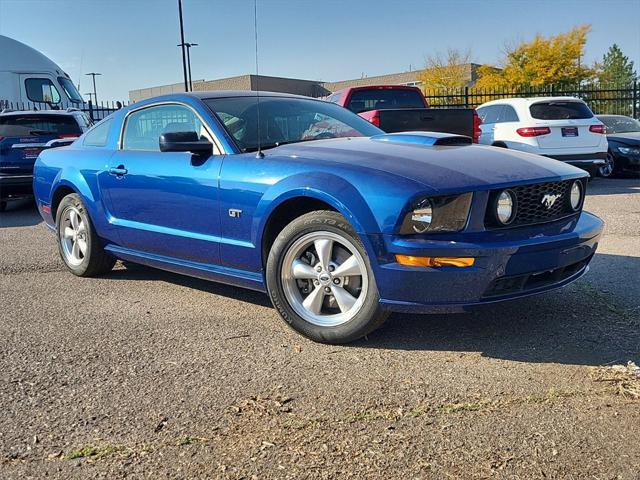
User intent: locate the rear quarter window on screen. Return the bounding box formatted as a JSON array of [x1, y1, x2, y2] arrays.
[[83, 118, 113, 147], [530, 101, 593, 120], [0, 114, 81, 137]]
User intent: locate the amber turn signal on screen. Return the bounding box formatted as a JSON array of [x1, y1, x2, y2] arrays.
[[395, 255, 475, 268]]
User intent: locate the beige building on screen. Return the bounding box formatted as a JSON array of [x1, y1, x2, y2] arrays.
[[129, 64, 484, 102]]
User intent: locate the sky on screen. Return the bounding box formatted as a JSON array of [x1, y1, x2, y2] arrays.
[[0, 0, 638, 102]]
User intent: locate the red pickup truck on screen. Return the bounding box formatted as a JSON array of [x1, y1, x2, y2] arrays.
[[326, 85, 481, 143]]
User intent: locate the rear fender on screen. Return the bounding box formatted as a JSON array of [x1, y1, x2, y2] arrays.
[[50, 167, 116, 242]]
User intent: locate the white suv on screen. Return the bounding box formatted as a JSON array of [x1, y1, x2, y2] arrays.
[[476, 97, 608, 177]]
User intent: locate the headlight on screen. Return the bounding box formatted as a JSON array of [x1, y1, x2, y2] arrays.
[[618, 146, 640, 155], [409, 199, 433, 233], [399, 193, 473, 234], [495, 190, 517, 225], [569, 180, 583, 211]]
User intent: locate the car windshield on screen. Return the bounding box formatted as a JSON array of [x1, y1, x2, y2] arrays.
[[0, 114, 82, 137], [529, 101, 594, 120], [598, 116, 640, 134], [57, 77, 84, 103], [205, 96, 382, 152]]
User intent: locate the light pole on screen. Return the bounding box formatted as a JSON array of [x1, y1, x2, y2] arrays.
[[177, 42, 198, 91], [85, 72, 102, 105], [84, 92, 95, 104], [177, 0, 189, 92]]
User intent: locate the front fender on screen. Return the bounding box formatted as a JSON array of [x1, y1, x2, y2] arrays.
[[254, 172, 380, 243]]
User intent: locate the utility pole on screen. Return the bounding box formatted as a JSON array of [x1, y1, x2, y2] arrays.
[[178, 42, 198, 91], [85, 73, 101, 105], [178, 0, 189, 92]]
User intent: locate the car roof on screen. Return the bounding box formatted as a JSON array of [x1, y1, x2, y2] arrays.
[[478, 96, 584, 108], [597, 114, 632, 119], [0, 109, 80, 117], [144, 90, 310, 102], [125, 90, 317, 111]]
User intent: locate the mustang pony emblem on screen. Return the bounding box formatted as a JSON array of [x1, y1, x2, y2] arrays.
[[541, 193, 561, 209]]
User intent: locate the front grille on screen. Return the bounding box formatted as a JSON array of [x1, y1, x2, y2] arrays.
[[483, 256, 591, 298], [485, 179, 583, 229]]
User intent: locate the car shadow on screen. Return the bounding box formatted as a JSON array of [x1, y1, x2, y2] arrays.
[[0, 199, 42, 228], [586, 177, 640, 196], [104, 263, 273, 308], [358, 252, 639, 366], [102, 253, 639, 367]]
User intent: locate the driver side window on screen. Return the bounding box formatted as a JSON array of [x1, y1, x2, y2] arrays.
[[122, 104, 210, 151]]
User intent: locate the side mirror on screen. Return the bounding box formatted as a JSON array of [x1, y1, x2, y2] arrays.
[[159, 131, 212, 155]]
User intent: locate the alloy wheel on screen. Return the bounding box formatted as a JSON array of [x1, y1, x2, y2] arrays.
[[599, 153, 615, 177], [60, 206, 88, 266], [280, 231, 368, 327]]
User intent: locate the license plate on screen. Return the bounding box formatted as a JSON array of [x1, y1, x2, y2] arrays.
[[561, 127, 578, 137], [21, 148, 43, 160]]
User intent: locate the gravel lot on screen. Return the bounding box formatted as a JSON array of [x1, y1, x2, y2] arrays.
[[1, 178, 638, 479]]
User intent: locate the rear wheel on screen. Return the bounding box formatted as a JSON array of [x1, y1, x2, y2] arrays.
[[266, 211, 388, 344], [598, 152, 615, 178], [56, 193, 115, 276]]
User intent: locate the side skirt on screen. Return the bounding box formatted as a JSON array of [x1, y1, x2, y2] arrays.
[[104, 244, 266, 293]]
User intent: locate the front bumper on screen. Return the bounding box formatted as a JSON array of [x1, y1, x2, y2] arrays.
[[0, 174, 34, 201], [372, 211, 603, 313], [611, 151, 640, 175], [542, 153, 606, 176]]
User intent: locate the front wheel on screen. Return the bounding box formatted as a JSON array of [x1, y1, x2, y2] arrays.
[[598, 152, 615, 178], [266, 211, 388, 344], [56, 193, 116, 276]]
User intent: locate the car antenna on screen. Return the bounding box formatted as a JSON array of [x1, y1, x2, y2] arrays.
[[253, 0, 264, 159]]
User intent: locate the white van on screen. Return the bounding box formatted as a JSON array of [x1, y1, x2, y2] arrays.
[[0, 35, 84, 108]]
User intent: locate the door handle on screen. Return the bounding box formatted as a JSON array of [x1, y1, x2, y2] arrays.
[[109, 165, 128, 177]]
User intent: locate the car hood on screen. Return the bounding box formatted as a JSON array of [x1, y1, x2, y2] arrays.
[[607, 131, 640, 145], [271, 135, 584, 193]]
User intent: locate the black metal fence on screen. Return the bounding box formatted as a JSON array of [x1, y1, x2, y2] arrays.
[[423, 82, 640, 118], [0, 99, 129, 123]]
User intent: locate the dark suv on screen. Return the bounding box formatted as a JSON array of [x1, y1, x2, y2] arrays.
[[0, 109, 91, 211]]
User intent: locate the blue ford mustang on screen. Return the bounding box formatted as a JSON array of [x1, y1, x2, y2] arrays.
[[33, 91, 603, 343]]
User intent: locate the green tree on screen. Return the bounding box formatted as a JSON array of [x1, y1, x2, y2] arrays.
[[596, 44, 636, 85]]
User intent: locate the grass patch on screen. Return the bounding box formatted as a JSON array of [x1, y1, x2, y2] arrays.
[[64, 444, 127, 460], [346, 389, 582, 424], [283, 417, 322, 430], [437, 400, 493, 415], [591, 362, 640, 399], [522, 388, 579, 404]]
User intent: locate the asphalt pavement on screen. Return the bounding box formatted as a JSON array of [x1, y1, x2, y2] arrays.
[[1, 178, 638, 479]]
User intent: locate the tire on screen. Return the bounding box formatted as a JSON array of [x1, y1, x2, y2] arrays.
[[598, 152, 615, 178], [266, 210, 388, 344], [55, 193, 115, 277]]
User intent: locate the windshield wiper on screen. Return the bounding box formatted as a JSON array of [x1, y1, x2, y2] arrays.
[[243, 140, 308, 153]]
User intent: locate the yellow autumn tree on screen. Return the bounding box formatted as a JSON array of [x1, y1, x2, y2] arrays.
[[475, 25, 593, 90], [419, 48, 472, 91]]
